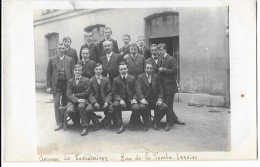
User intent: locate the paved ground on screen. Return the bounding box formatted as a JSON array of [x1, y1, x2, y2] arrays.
[[36, 91, 230, 155]]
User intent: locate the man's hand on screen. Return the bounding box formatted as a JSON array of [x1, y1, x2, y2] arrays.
[[140, 99, 148, 105], [120, 100, 126, 105], [94, 103, 100, 110], [156, 100, 163, 106], [131, 99, 137, 104], [46, 88, 52, 94], [78, 99, 86, 103], [103, 102, 108, 109]]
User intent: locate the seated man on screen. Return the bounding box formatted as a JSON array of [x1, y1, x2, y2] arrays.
[[86, 63, 113, 131], [137, 62, 168, 131], [112, 62, 140, 134], [66, 64, 90, 136]]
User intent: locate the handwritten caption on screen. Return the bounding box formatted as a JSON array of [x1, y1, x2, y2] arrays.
[[39, 152, 198, 162]]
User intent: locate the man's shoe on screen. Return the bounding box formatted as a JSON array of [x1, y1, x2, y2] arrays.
[[129, 123, 135, 131], [153, 124, 160, 130], [117, 125, 125, 134], [143, 126, 149, 132], [92, 123, 101, 132], [54, 123, 63, 131], [164, 123, 172, 131], [80, 128, 89, 136], [175, 119, 186, 125]]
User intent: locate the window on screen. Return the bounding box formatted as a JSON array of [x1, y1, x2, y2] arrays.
[[84, 24, 105, 43], [45, 33, 59, 58]]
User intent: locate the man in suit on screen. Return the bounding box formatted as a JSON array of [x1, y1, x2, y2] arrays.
[[158, 43, 185, 131], [137, 35, 151, 60], [145, 44, 162, 74], [86, 63, 113, 131], [63, 37, 79, 65], [119, 34, 131, 57], [66, 64, 90, 136], [46, 42, 74, 131], [112, 62, 140, 134], [99, 40, 122, 127], [137, 63, 168, 131], [99, 27, 119, 57], [79, 31, 100, 63], [123, 42, 145, 128], [78, 48, 96, 79]]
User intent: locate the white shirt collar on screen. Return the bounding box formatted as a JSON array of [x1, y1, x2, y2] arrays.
[[152, 55, 158, 60], [95, 75, 102, 79], [106, 51, 113, 57], [59, 55, 64, 60], [146, 73, 152, 78], [121, 74, 128, 79], [86, 41, 93, 45], [163, 53, 167, 58], [75, 76, 81, 80], [82, 59, 89, 63], [131, 54, 137, 58]]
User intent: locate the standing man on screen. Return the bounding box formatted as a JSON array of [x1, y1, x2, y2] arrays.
[[99, 40, 122, 127], [99, 27, 119, 57], [79, 31, 100, 63], [137, 63, 168, 131], [78, 48, 96, 79], [119, 34, 131, 57], [123, 42, 145, 127], [137, 35, 151, 60], [157, 43, 185, 131], [146, 44, 162, 74], [86, 63, 113, 131], [63, 37, 79, 65], [66, 64, 90, 136], [112, 62, 140, 134], [46, 42, 74, 131]]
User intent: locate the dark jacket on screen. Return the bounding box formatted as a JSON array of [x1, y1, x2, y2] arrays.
[[79, 42, 100, 63]]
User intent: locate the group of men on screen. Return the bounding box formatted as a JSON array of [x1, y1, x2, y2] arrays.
[[46, 27, 185, 136]]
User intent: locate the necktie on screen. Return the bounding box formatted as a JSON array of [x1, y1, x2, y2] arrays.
[[76, 78, 80, 85], [96, 76, 101, 85]]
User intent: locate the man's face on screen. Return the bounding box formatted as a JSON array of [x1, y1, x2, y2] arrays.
[[103, 42, 113, 54], [63, 40, 71, 48], [81, 49, 90, 60], [122, 36, 130, 45], [119, 65, 128, 76], [94, 65, 103, 76], [158, 47, 166, 57], [130, 46, 138, 56], [104, 29, 112, 39], [58, 44, 66, 55], [151, 46, 158, 57], [137, 37, 145, 47], [74, 67, 82, 78], [85, 32, 93, 43], [145, 64, 154, 76]]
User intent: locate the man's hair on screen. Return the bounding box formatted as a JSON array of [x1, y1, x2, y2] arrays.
[[150, 44, 158, 48], [119, 61, 128, 68], [145, 62, 155, 69], [137, 35, 145, 41], [157, 43, 167, 50], [63, 37, 72, 42], [74, 64, 83, 70], [123, 34, 131, 39], [81, 48, 90, 53], [58, 42, 64, 46], [94, 63, 103, 70], [129, 42, 139, 48], [102, 40, 113, 46], [103, 27, 112, 34]]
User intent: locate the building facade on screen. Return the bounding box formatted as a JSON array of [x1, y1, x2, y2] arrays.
[[34, 7, 229, 106]]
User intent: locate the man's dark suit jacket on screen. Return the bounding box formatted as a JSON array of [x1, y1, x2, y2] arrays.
[[66, 76, 90, 104], [123, 54, 145, 78], [112, 74, 137, 103], [119, 45, 130, 57], [78, 60, 96, 79], [99, 38, 119, 57], [136, 73, 164, 101], [138, 46, 151, 60], [46, 55, 74, 92], [88, 76, 112, 104], [79, 42, 100, 63], [99, 52, 122, 80], [145, 56, 162, 74], [159, 54, 178, 95], [65, 47, 79, 65]]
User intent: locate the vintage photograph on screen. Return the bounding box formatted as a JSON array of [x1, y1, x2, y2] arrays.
[[34, 6, 231, 158]]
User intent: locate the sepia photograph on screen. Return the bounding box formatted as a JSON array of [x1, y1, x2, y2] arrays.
[[3, 0, 257, 163]]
